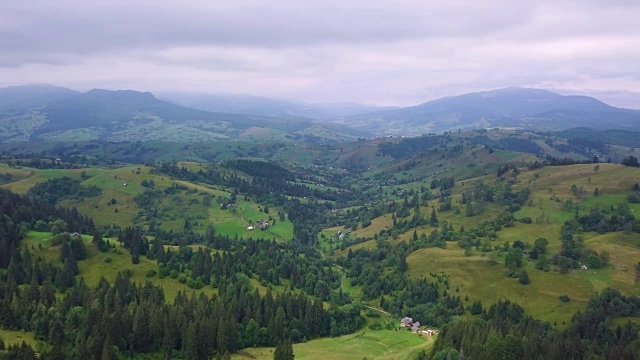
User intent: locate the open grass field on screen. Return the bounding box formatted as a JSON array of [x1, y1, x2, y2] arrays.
[[208, 200, 293, 241], [0, 164, 110, 194], [0, 328, 39, 349], [22, 231, 216, 302], [407, 226, 640, 326], [517, 163, 639, 197], [353, 163, 640, 326], [233, 330, 434, 360], [0, 163, 295, 240]]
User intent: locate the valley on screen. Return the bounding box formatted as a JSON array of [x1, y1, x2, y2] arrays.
[[1, 126, 639, 359]]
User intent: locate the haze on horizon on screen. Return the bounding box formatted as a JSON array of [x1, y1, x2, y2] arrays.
[[1, 0, 640, 108]]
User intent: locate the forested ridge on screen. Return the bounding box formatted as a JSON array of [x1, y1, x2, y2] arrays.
[[428, 290, 640, 360], [0, 188, 362, 359]]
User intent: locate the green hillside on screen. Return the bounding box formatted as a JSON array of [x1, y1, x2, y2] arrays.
[[330, 162, 640, 326], [1, 163, 295, 241], [2, 128, 640, 359]]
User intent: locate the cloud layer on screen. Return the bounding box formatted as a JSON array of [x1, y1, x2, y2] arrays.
[[1, 0, 639, 106]]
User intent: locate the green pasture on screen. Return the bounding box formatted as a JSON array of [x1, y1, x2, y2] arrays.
[[234, 329, 434, 360]]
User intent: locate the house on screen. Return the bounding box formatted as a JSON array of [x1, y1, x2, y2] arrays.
[[247, 226, 254, 231], [400, 317, 413, 327], [257, 220, 269, 229], [71, 232, 80, 238], [339, 232, 345, 241], [123, 183, 127, 186], [581, 265, 588, 270], [411, 321, 421, 332]]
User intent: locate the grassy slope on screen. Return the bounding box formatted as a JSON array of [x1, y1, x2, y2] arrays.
[[1, 163, 294, 241], [0, 328, 39, 349], [22, 231, 216, 302], [233, 330, 434, 360], [326, 163, 640, 326], [405, 164, 640, 326]]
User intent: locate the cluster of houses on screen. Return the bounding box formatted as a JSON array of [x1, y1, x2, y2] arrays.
[[400, 317, 438, 337], [247, 220, 269, 231]]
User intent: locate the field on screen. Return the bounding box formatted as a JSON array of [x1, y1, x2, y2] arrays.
[[328, 163, 640, 326], [22, 231, 217, 301], [0, 163, 295, 241], [0, 328, 39, 349], [406, 233, 640, 326], [403, 164, 640, 325], [233, 330, 434, 360]]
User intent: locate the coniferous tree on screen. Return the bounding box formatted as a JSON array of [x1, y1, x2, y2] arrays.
[[273, 339, 294, 360], [15, 341, 37, 360], [430, 208, 438, 226]]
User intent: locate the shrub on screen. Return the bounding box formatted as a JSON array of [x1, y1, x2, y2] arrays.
[[159, 265, 170, 279], [559, 294, 571, 303], [120, 269, 133, 278], [104, 257, 113, 263], [519, 271, 530, 285], [365, 309, 381, 318], [187, 277, 203, 289], [178, 275, 187, 284], [145, 269, 157, 278]]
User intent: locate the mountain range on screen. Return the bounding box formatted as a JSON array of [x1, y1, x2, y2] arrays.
[[158, 92, 391, 121], [335, 87, 640, 136], [0, 85, 369, 143], [0, 84, 638, 143]]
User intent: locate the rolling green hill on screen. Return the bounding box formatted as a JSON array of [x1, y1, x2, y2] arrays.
[[0, 163, 295, 241], [329, 161, 640, 327], [2, 128, 640, 359]]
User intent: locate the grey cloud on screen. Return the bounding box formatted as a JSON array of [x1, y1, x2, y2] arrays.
[[1, 0, 535, 61], [0, 0, 639, 106]]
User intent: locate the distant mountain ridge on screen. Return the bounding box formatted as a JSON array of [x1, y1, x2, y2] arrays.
[[1, 84, 638, 142], [159, 91, 392, 120], [0, 84, 79, 111], [335, 87, 640, 136], [0, 85, 370, 143]]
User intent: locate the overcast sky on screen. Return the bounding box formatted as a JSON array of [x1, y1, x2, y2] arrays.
[[1, 0, 639, 107]]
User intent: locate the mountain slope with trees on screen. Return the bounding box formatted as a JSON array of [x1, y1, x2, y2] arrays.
[[0, 85, 370, 144], [336, 87, 640, 136]]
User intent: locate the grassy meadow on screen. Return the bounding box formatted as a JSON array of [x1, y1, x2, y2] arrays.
[[331, 163, 640, 326], [0, 328, 40, 349], [1, 163, 295, 241], [233, 329, 434, 360], [22, 231, 216, 301]]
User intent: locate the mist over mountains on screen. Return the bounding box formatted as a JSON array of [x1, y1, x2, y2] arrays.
[[0, 84, 638, 143], [157, 92, 392, 121]]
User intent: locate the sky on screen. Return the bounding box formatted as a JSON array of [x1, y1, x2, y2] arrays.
[[1, 0, 639, 107]]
